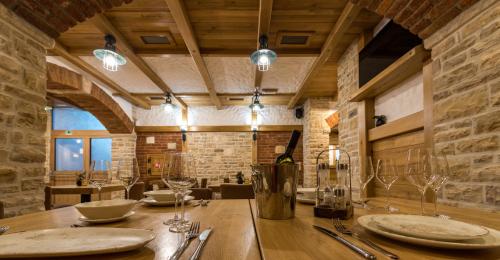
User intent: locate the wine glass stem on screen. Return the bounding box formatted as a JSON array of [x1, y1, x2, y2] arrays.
[[385, 187, 390, 212], [180, 192, 186, 223], [434, 189, 438, 216], [98, 187, 102, 201], [420, 192, 425, 215], [125, 187, 131, 200], [173, 193, 179, 219]]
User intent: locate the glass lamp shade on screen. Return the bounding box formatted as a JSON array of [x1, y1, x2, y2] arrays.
[[249, 101, 264, 111], [250, 49, 277, 71], [93, 49, 127, 72], [161, 102, 176, 112]]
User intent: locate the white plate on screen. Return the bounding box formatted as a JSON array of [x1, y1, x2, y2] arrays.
[[142, 196, 194, 206], [372, 214, 489, 241], [358, 215, 500, 249], [0, 227, 155, 258], [79, 211, 135, 224], [296, 195, 316, 205]]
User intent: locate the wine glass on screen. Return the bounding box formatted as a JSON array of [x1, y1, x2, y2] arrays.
[[375, 158, 399, 213], [406, 148, 434, 215], [428, 151, 450, 218], [88, 160, 112, 200], [165, 152, 197, 233], [117, 158, 140, 200], [357, 157, 376, 209], [161, 153, 180, 226]]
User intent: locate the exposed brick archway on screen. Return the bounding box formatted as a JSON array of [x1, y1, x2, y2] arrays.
[[47, 63, 134, 134], [350, 0, 480, 38]]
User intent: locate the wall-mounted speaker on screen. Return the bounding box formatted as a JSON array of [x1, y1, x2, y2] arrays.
[[295, 107, 304, 119]]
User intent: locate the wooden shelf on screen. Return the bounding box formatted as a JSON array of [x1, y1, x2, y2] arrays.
[[349, 45, 430, 102], [368, 111, 424, 142]]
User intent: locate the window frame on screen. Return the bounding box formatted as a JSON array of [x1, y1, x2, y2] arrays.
[[50, 130, 111, 174]]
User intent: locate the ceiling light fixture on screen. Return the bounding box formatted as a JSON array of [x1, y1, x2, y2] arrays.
[[250, 35, 277, 71], [93, 34, 127, 72], [249, 88, 264, 112], [161, 92, 176, 112]]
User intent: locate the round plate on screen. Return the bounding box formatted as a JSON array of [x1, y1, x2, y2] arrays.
[[296, 195, 315, 205], [142, 196, 194, 206], [79, 211, 135, 224], [0, 228, 154, 258], [372, 214, 489, 241], [358, 215, 500, 249]]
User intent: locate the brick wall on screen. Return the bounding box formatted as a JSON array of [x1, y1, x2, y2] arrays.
[[303, 98, 335, 187], [337, 40, 361, 198], [425, 0, 500, 210], [135, 132, 182, 177], [0, 4, 53, 217], [257, 131, 304, 185], [187, 132, 253, 183]]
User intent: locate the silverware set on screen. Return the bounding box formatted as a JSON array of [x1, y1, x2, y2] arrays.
[[170, 222, 212, 260], [314, 218, 400, 260], [0, 226, 9, 235]]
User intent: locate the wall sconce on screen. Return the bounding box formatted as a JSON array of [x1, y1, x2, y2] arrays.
[[180, 124, 188, 142], [251, 124, 258, 141]]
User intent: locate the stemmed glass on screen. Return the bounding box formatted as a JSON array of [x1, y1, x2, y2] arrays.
[[357, 157, 376, 209], [428, 151, 450, 217], [406, 148, 435, 215], [88, 160, 112, 200], [161, 153, 180, 226], [117, 158, 140, 200], [375, 158, 399, 213], [165, 152, 197, 233]]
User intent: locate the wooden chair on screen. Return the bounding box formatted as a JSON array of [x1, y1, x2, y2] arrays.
[[125, 182, 145, 200], [0, 201, 4, 219], [190, 188, 213, 200], [220, 184, 254, 199]]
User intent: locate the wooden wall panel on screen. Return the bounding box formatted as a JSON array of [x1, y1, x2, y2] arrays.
[[371, 130, 424, 200]]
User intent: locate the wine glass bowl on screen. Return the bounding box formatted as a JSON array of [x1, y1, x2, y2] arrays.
[[357, 157, 376, 209], [88, 160, 112, 201], [375, 158, 399, 213], [406, 148, 435, 215], [428, 151, 450, 217], [117, 158, 140, 200]]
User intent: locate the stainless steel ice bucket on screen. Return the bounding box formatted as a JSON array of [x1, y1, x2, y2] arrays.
[[251, 163, 299, 220]]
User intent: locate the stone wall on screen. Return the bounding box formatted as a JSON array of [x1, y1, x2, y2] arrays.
[[111, 133, 137, 199], [424, 0, 500, 210], [302, 98, 335, 187], [337, 40, 361, 197], [186, 132, 253, 183], [0, 4, 53, 217]]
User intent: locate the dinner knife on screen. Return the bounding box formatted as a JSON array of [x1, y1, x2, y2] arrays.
[[313, 225, 376, 260], [189, 227, 212, 260]]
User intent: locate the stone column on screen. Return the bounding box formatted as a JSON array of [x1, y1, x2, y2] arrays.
[[0, 4, 54, 217], [111, 133, 137, 199], [302, 98, 335, 187]]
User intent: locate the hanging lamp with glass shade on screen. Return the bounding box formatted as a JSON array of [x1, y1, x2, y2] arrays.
[[161, 92, 176, 112], [249, 88, 264, 111], [93, 34, 127, 72], [250, 35, 277, 71]]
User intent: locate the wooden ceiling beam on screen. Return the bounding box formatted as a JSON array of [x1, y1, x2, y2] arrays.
[[164, 0, 223, 109], [253, 0, 274, 88], [287, 2, 362, 108], [90, 14, 187, 109], [50, 41, 151, 109]]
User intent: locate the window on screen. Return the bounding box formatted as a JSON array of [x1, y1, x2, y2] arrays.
[[91, 138, 112, 170], [52, 107, 106, 130], [55, 138, 84, 171]]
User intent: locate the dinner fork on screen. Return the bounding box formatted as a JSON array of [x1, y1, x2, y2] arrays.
[[333, 218, 399, 260], [0, 226, 9, 235], [169, 221, 200, 260]]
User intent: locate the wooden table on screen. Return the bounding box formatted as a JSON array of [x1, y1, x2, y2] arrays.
[[1, 198, 499, 259], [44, 184, 124, 209]]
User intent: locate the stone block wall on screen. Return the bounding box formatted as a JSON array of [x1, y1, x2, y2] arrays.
[[425, 0, 500, 210], [111, 133, 137, 199], [186, 132, 253, 183], [303, 98, 335, 187], [0, 4, 53, 217], [337, 40, 361, 197]]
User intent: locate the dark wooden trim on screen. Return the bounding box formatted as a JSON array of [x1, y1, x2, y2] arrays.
[[135, 125, 303, 133], [368, 111, 424, 142]]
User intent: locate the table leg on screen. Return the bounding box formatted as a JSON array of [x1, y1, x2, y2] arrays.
[[81, 194, 91, 203]]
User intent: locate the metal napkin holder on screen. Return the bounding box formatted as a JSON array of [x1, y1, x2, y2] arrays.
[[313, 148, 353, 219]]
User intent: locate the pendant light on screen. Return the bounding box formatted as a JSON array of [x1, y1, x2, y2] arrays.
[[249, 88, 264, 111], [93, 34, 127, 72], [161, 92, 176, 112], [250, 35, 277, 71]]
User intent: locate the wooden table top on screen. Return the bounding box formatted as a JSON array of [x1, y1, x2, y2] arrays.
[[252, 198, 500, 260], [0, 198, 499, 260], [47, 184, 124, 194], [0, 200, 260, 260]]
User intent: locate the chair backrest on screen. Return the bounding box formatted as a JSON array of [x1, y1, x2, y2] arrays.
[[220, 184, 254, 199], [200, 178, 208, 188], [190, 188, 212, 200], [0, 201, 4, 219], [126, 182, 145, 201]]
